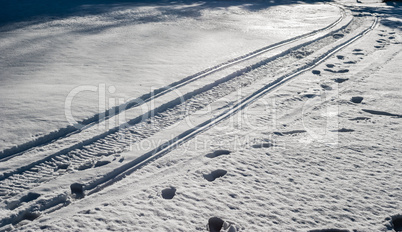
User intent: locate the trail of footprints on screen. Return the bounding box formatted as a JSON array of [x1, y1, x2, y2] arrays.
[[307, 31, 401, 231], [234, 31, 400, 231], [309, 29, 401, 132], [0, 18, 373, 209], [159, 30, 401, 230], [158, 149, 402, 232], [313, 29, 397, 78], [158, 149, 237, 231], [376, 30, 397, 49]]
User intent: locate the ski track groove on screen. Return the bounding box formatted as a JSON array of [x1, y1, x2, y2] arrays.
[[0, 7, 345, 162], [0, 11, 359, 204]]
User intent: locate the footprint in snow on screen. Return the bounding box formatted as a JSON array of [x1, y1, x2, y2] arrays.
[[389, 215, 402, 232], [303, 93, 317, 98], [337, 68, 349, 73], [343, 60, 357, 64], [350, 96, 363, 103], [334, 78, 349, 83], [205, 150, 231, 158], [208, 217, 224, 232], [207, 217, 237, 232], [362, 109, 402, 118], [308, 229, 350, 232], [70, 183, 85, 199], [161, 187, 176, 200], [203, 169, 227, 182], [274, 130, 306, 136], [336, 55, 345, 60], [352, 49, 363, 53], [324, 68, 349, 74], [252, 143, 273, 148], [312, 70, 321, 75], [320, 84, 332, 90], [332, 33, 344, 39], [349, 117, 371, 122], [331, 128, 355, 132]]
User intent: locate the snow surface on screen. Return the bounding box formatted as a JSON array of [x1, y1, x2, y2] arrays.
[[0, 0, 339, 152], [0, 0, 402, 231]]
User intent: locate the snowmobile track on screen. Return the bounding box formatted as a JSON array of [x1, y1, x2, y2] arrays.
[[0, 10, 353, 200], [0, 13, 379, 229], [0, 6, 358, 206]]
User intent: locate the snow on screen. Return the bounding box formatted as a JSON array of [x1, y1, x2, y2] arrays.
[[0, 1, 340, 152], [0, 0, 402, 231]]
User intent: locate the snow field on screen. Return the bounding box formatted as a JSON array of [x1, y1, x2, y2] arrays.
[[0, 0, 401, 231]]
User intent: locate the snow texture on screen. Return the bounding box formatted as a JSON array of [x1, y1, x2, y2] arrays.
[[0, 0, 401, 231]]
